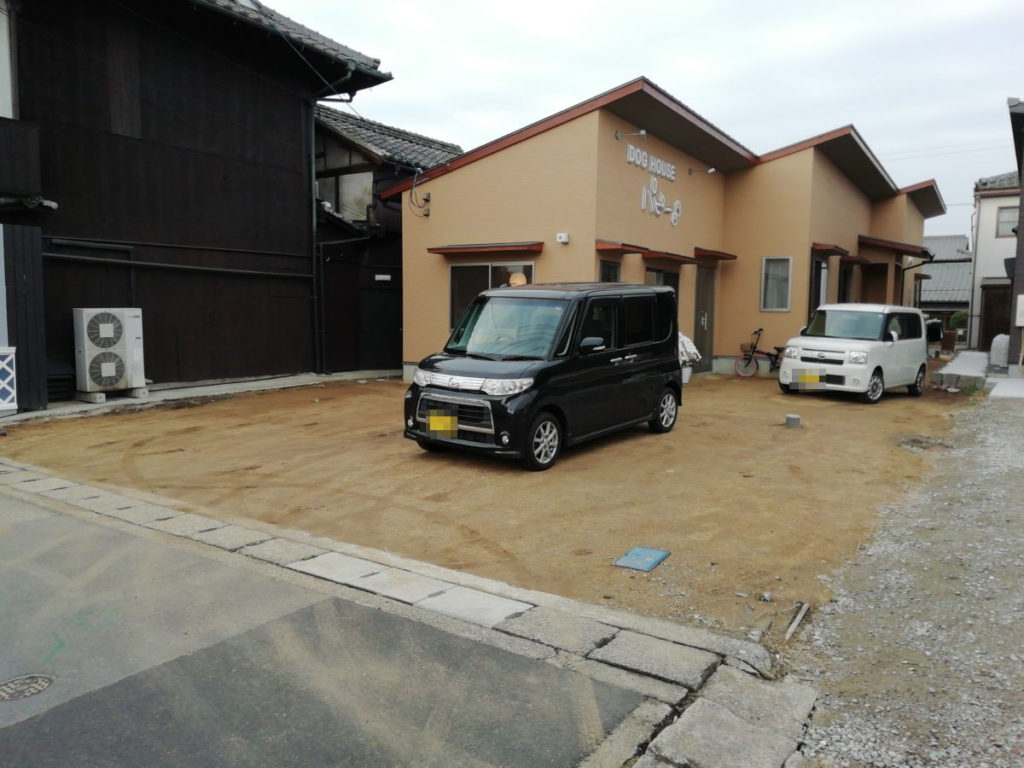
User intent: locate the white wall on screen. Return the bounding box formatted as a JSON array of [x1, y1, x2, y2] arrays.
[[970, 192, 1020, 347]]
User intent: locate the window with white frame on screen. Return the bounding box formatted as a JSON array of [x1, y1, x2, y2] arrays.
[[450, 262, 534, 327], [996, 206, 1017, 238], [761, 257, 791, 311]]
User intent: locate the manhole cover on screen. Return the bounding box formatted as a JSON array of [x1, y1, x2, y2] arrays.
[[0, 675, 53, 701]]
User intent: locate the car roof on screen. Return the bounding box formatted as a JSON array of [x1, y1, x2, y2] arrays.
[[816, 303, 921, 314], [481, 282, 674, 300]]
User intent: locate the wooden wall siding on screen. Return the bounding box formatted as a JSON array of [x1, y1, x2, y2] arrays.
[[17, 0, 322, 393], [3, 226, 48, 411], [0, 118, 41, 197]]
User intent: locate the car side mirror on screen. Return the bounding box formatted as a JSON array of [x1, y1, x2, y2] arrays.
[[799, 326, 807, 336], [579, 336, 606, 354], [888, 330, 899, 343]]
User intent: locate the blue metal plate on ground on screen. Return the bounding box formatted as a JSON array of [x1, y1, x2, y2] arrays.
[[613, 546, 670, 572]]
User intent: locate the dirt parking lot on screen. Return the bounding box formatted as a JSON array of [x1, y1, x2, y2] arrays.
[[2, 371, 969, 645]]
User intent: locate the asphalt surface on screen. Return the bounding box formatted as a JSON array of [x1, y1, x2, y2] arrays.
[[0, 493, 642, 768]]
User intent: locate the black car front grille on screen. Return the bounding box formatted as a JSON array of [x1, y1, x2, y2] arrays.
[[416, 395, 495, 434], [801, 356, 844, 366]]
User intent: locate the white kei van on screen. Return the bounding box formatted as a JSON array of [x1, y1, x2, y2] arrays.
[[778, 303, 928, 404]]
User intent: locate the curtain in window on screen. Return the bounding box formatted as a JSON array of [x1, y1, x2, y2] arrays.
[[762, 259, 789, 310]]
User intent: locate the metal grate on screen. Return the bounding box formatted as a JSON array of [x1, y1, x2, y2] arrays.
[[0, 674, 53, 701]]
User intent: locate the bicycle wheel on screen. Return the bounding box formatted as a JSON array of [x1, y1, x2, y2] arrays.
[[734, 355, 759, 377]]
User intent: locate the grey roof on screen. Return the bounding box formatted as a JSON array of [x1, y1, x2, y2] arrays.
[[975, 170, 1019, 192], [197, 0, 389, 84], [920, 235, 972, 305], [315, 105, 463, 170]]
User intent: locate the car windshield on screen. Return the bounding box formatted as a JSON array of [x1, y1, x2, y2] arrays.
[[445, 296, 568, 359], [805, 309, 885, 341]]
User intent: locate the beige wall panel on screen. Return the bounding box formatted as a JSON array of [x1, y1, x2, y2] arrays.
[[401, 113, 601, 361], [717, 151, 815, 355], [809, 153, 872, 252], [595, 112, 725, 334]]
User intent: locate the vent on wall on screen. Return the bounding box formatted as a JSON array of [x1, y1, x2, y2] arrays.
[[0, 348, 16, 413], [73, 309, 146, 394]]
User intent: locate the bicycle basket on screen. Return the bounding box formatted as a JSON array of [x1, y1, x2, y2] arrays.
[[739, 343, 753, 354]]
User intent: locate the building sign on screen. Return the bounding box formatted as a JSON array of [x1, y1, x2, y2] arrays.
[[641, 177, 682, 225], [626, 144, 677, 181], [625, 143, 682, 227]]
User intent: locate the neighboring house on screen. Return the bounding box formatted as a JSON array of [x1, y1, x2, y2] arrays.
[[313, 106, 462, 372], [1008, 98, 1024, 370], [1, 0, 390, 411], [381, 78, 944, 378], [968, 171, 1019, 351], [920, 235, 972, 329]]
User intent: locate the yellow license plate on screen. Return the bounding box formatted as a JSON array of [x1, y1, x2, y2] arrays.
[[428, 411, 457, 436], [798, 372, 821, 384]]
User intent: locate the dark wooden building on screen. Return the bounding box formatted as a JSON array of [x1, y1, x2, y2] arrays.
[[313, 106, 461, 372], [1, 0, 390, 410]]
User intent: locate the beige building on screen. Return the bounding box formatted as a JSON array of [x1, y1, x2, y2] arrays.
[[382, 78, 945, 377]]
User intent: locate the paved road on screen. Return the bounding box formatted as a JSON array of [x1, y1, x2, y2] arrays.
[[0, 493, 641, 767]]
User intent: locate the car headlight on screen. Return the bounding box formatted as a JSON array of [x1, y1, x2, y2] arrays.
[[848, 351, 867, 364], [783, 346, 799, 359], [481, 377, 533, 396], [413, 368, 431, 386]]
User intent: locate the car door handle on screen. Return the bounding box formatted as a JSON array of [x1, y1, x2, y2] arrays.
[[623, 354, 638, 362], [609, 357, 624, 364]]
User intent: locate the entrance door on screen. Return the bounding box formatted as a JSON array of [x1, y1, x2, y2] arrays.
[[693, 266, 715, 373], [980, 285, 1011, 352]]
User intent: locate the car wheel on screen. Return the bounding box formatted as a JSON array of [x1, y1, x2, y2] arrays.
[[779, 380, 797, 395], [416, 438, 447, 453], [860, 369, 884, 404], [521, 411, 562, 471], [648, 387, 678, 433], [907, 365, 926, 396]]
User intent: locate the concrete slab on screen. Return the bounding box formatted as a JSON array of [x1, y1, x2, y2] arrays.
[[933, 350, 989, 389], [142, 513, 228, 537], [551, 652, 688, 705], [287, 551, 384, 584], [416, 585, 532, 628], [188, 524, 273, 551], [71, 493, 142, 514], [38, 484, 102, 502], [699, 665, 817, 741], [238, 538, 326, 566], [0, 499, 323, 728], [497, 606, 618, 655], [578, 700, 673, 768], [647, 698, 797, 768], [9, 476, 75, 494], [989, 379, 1024, 399], [101, 502, 179, 525], [588, 630, 719, 690], [355, 567, 451, 604], [0, 470, 46, 485]]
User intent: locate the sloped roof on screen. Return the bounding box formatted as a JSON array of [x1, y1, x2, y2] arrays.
[[196, 0, 390, 89], [315, 106, 462, 170], [378, 77, 942, 218], [921, 235, 971, 305], [975, 170, 1019, 192]]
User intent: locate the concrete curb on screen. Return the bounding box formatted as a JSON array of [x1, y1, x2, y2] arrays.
[[0, 456, 817, 766]]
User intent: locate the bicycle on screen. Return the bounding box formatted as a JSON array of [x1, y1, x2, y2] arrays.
[[734, 328, 785, 377]]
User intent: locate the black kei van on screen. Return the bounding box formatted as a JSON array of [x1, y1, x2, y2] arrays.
[[403, 283, 682, 470]]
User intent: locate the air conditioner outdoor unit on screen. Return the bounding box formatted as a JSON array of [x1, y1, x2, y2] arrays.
[[73, 308, 146, 397]]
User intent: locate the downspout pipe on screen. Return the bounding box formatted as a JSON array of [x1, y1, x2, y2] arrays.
[[313, 60, 356, 101]]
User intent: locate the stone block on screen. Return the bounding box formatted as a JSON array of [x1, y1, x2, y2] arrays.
[[10, 477, 74, 494], [415, 586, 532, 628], [497, 606, 617, 655], [239, 538, 326, 566], [648, 698, 796, 768], [143, 513, 227, 537], [188, 524, 273, 551], [356, 568, 450, 604], [287, 551, 383, 583], [72, 493, 141, 513], [103, 503, 179, 525], [700, 665, 818, 741], [588, 630, 719, 689], [39, 484, 103, 502], [0, 470, 46, 485]]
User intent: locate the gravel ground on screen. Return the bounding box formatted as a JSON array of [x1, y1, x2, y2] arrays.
[[786, 397, 1024, 768]]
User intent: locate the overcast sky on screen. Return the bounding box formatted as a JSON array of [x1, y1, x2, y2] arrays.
[[270, 0, 1021, 239]]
